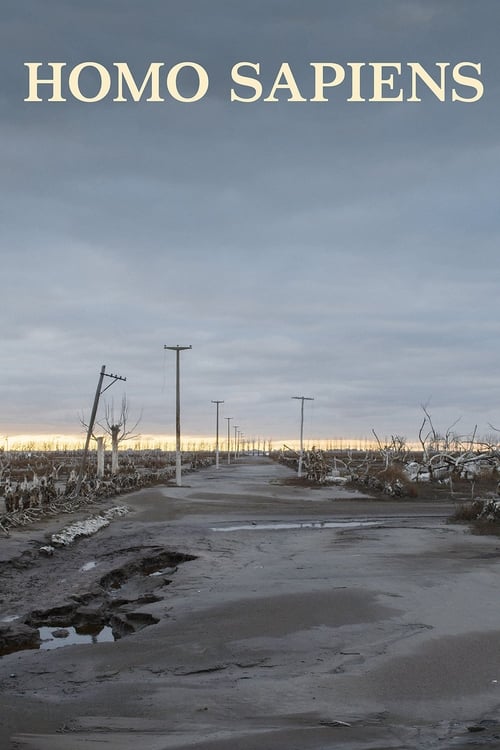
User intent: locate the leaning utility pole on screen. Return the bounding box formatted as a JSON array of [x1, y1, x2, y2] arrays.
[[164, 344, 192, 487], [76, 365, 126, 496], [292, 396, 314, 478], [211, 400, 224, 469], [224, 416, 232, 465]]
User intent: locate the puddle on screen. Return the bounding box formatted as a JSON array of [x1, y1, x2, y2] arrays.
[[148, 566, 178, 578], [80, 561, 98, 572], [39, 625, 115, 650], [1, 548, 195, 658], [100, 551, 194, 590], [211, 520, 378, 532]]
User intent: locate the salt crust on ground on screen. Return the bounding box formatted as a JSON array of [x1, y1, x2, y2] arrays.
[[50, 506, 129, 547]]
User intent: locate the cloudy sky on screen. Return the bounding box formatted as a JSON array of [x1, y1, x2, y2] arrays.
[[1, 0, 500, 447]]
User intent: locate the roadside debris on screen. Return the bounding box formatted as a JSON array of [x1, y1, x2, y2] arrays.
[[50, 506, 129, 547]]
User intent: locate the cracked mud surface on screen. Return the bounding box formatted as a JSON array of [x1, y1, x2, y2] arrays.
[[0, 540, 196, 655], [2, 457, 500, 749]]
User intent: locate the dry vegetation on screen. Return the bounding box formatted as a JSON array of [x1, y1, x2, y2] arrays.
[[0, 448, 214, 536], [276, 411, 500, 507]]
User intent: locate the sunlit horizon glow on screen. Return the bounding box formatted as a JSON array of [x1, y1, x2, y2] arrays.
[[0, 433, 443, 453]]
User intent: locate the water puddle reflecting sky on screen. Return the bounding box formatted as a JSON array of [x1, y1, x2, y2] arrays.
[[39, 625, 115, 650], [0, 615, 21, 623], [211, 520, 378, 532], [80, 561, 98, 572]]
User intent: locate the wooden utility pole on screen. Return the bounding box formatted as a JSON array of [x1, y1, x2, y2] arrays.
[[234, 425, 239, 460], [76, 365, 126, 496], [225, 416, 232, 465], [211, 400, 224, 469], [164, 344, 192, 487], [292, 396, 314, 478]]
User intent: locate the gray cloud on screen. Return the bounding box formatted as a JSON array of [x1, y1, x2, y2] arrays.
[[1, 1, 500, 446]]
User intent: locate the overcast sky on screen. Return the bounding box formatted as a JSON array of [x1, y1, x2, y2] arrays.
[[1, 1, 500, 447]]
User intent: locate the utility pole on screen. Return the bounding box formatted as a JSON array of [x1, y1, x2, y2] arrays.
[[292, 396, 314, 478], [225, 416, 232, 465], [211, 400, 224, 469], [164, 344, 192, 487], [233, 425, 239, 461], [76, 365, 126, 496]]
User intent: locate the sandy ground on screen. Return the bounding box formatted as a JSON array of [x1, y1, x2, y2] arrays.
[[1, 457, 500, 749]]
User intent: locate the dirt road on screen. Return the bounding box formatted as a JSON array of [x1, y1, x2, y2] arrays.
[[1, 457, 500, 749]]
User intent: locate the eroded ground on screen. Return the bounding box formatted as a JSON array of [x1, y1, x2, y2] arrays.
[[1, 457, 500, 749]]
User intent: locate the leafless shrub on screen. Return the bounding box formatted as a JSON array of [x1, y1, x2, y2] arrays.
[[377, 465, 418, 498], [450, 500, 485, 522]]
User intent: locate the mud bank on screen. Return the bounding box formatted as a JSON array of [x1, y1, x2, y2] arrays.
[[1, 457, 500, 749]]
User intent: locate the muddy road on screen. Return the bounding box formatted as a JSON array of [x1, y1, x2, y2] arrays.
[[1, 457, 500, 749]]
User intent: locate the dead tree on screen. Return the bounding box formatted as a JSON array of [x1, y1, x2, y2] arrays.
[[95, 436, 106, 478], [372, 430, 410, 469], [418, 405, 462, 477], [79, 415, 107, 479], [99, 396, 141, 474], [0, 457, 10, 481]]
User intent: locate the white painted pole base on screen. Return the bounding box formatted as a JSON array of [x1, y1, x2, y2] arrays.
[[175, 452, 182, 487]]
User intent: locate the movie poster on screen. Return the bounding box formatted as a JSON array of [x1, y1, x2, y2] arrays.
[[1, 2, 499, 748]]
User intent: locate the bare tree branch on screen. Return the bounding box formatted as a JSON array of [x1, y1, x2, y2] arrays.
[[98, 395, 142, 444]]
